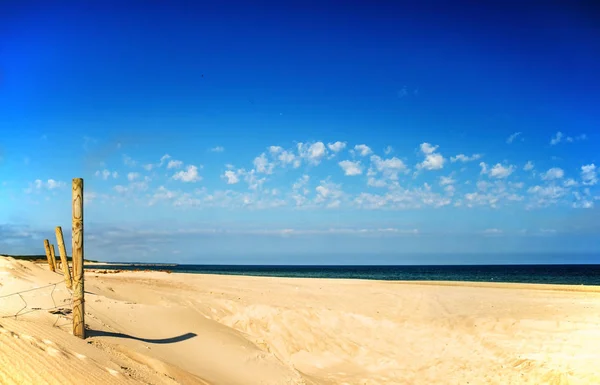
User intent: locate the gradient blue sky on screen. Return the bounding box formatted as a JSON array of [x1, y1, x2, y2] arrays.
[[1, 1, 599, 264]]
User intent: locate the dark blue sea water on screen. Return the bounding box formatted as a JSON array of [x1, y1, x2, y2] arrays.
[[88, 264, 600, 286]]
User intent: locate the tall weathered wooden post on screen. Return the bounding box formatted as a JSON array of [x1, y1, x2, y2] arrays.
[[43, 239, 56, 272], [55, 226, 73, 289], [72, 178, 85, 339]]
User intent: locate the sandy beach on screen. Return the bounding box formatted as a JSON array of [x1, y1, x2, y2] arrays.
[[1, 257, 600, 384]]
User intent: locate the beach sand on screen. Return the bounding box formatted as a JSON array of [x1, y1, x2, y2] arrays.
[[1, 257, 600, 384]]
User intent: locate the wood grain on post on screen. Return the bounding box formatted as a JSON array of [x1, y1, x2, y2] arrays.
[[72, 178, 85, 339], [55, 226, 73, 289], [43, 239, 56, 272]]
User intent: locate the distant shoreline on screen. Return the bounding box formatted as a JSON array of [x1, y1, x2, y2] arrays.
[[0, 254, 100, 263], [85, 263, 600, 286]]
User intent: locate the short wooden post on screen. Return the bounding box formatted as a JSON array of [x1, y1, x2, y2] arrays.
[[72, 178, 85, 339], [55, 226, 73, 289], [43, 239, 56, 272], [50, 244, 58, 270]]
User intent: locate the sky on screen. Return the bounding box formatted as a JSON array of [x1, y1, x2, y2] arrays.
[[1, 1, 599, 264]]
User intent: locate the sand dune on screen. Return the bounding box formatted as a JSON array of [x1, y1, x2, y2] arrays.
[[2, 256, 600, 384]]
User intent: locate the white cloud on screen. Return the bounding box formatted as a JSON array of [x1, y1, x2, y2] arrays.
[[439, 176, 455, 186], [367, 177, 387, 188], [572, 190, 594, 209], [416, 143, 445, 171], [420, 153, 445, 170], [210, 146, 224, 152], [127, 172, 140, 181], [253, 153, 275, 174], [444, 185, 456, 195], [354, 185, 451, 210], [298, 142, 327, 165], [84, 191, 97, 204], [581, 164, 597, 185], [114, 177, 151, 195], [563, 178, 578, 187], [46, 179, 65, 190], [167, 159, 183, 169], [458, 180, 525, 208], [292, 175, 310, 191], [159, 154, 171, 166], [269, 146, 283, 155], [550, 132, 563, 145], [95, 169, 119, 180], [172, 165, 202, 182], [481, 163, 515, 179], [450, 153, 482, 163], [528, 185, 566, 199], [277, 150, 299, 167], [541, 167, 564, 180], [506, 132, 522, 144], [370, 155, 408, 180], [327, 141, 347, 152], [24, 179, 66, 194], [384, 146, 393, 155], [338, 160, 363, 176], [243, 169, 266, 190], [123, 155, 137, 167], [526, 185, 568, 208], [420, 143, 438, 155], [314, 179, 344, 208], [291, 175, 310, 206], [573, 200, 593, 209], [149, 186, 178, 205], [222, 170, 240, 184], [72, 140, 597, 213], [353, 144, 373, 157], [266, 146, 300, 167], [550, 131, 587, 145], [113, 185, 127, 194], [489, 164, 515, 179]]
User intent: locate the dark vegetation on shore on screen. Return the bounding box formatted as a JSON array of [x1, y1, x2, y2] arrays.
[[0, 254, 100, 263]]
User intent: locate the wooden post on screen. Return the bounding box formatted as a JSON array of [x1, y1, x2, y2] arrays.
[[43, 239, 56, 272], [72, 178, 85, 339], [55, 226, 73, 289], [50, 244, 58, 271]]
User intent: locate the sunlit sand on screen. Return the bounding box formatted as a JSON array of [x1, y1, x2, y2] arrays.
[[1, 256, 600, 384]]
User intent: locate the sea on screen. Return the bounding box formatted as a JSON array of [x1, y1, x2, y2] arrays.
[[88, 264, 600, 286]]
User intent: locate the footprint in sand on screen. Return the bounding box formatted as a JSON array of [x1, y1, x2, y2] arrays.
[[6, 330, 70, 359], [46, 346, 65, 357], [106, 368, 120, 376], [0, 325, 17, 338]]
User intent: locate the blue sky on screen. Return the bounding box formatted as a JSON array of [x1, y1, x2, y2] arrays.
[[1, 1, 599, 264]]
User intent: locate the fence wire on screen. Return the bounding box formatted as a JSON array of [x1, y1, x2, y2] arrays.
[[0, 277, 74, 327]]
